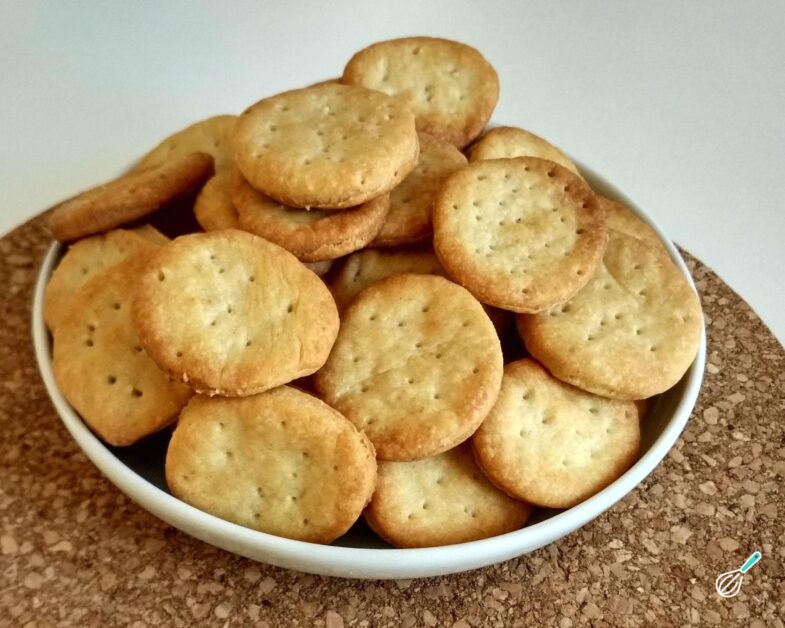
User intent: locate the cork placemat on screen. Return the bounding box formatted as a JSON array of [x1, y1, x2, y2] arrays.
[[0, 218, 783, 628]]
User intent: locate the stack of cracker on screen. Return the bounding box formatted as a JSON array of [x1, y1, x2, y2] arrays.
[[44, 36, 702, 548]]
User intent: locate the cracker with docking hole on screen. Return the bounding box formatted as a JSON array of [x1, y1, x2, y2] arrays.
[[166, 386, 376, 544], [232, 83, 418, 209], [48, 152, 214, 242], [329, 248, 445, 310], [342, 36, 499, 149], [44, 229, 162, 331], [433, 157, 607, 313], [599, 196, 669, 256], [365, 443, 531, 548], [371, 132, 467, 247], [328, 247, 511, 333], [135, 115, 237, 172], [468, 126, 582, 178], [132, 230, 339, 397], [517, 231, 703, 399], [52, 252, 194, 446], [472, 359, 640, 508], [232, 169, 390, 262], [315, 273, 503, 461], [194, 171, 240, 231]]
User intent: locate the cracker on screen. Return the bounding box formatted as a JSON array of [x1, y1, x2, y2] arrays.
[[136, 114, 237, 172], [232, 83, 418, 209], [329, 248, 445, 310], [343, 37, 499, 149], [194, 171, 240, 231], [517, 231, 703, 399], [433, 157, 607, 313], [44, 229, 161, 331], [166, 386, 376, 544], [468, 126, 581, 177], [315, 273, 503, 460], [132, 230, 339, 397], [372, 132, 467, 247], [473, 359, 640, 508], [365, 444, 531, 548], [133, 224, 170, 245], [232, 169, 390, 262], [304, 259, 333, 276], [600, 196, 668, 255], [48, 152, 214, 242], [328, 247, 510, 332], [52, 252, 193, 446]]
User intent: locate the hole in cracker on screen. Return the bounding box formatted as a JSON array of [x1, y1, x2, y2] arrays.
[[472, 367, 479, 374], [421, 502, 428, 510], [369, 314, 377, 321], [157, 271, 165, 282], [575, 229, 585, 235], [407, 378, 415, 384], [134, 346, 143, 353], [561, 305, 571, 314], [85, 339, 94, 347], [433, 393, 440, 400], [131, 388, 143, 398], [635, 328, 643, 335], [649, 345, 658, 352], [107, 375, 116, 385], [436, 477, 444, 485], [249, 276, 256, 283], [245, 340, 252, 347], [287, 304, 294, 314], [176, 351, 183, 357], [576, 269, 584, 276]]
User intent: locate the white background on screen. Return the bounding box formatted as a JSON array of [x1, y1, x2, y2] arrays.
[[2, 1, 784, 343]]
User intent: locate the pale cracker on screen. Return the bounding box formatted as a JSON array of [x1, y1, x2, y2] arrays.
[[517, 231, 703, 399], [315, 273, 503, 461], [49, 152, 214, 242], [136, 115, 237, 172], [372, 132, 467, 247], [232, 169, 390, 262], [327, 247, 511, 332], [365, 444, 531, 548], [166, 386, 376, 544], [433, 157, 607, 313], [232, 83, 418, 209], [343, 37, 499, 148], [473, 359, 640, 508], [194, 171, 240, 231], [329, 248, 445, 310], [599, 196, 669, 256], [132, 230, 339, 397], [468, 126, 582, 177], [52, 252, 193, 446], [44, 229, 161, 331]]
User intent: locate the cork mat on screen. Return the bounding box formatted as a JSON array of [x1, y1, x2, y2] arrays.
[[0, 217, 783, 628]]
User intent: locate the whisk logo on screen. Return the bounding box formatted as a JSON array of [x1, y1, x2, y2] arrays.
[[715, 551, 762, 598]]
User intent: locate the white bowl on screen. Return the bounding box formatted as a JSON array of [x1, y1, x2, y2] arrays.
[[32, 163, 706, 579]]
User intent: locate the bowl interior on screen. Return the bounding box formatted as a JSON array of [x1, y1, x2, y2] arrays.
[[32, 160, 706, 576]]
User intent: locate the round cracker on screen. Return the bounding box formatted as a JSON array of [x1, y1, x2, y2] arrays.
[[136, 114, 237, 172], [52, 252, 194, 446], [517, 231, 703, 399], [599, 196, 668, 255], [468, 126, 581, 178], [232, 83, 419, 209], [49, 152, 214, 242], [166, 386, 376, 544], [372, 132, 467, 247], [433, 157, 607, 313], [193, 171, 240, 231], [329, 248, 445, 310], [44, 229, 160, 331], [342, 37, 499, 149], [365, 444, 531, 548], [315, 273, 503, 461], [132, 230, 339, 397], [232, 170, 390, 262], [473, 359, 640, 508]]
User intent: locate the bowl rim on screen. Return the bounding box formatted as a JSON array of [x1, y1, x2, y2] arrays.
[[32, 161, 706, 579]]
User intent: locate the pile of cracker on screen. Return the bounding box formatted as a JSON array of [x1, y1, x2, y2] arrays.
[[45, 37, 703, 548]]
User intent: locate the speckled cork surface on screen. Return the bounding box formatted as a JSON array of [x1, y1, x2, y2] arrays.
[[0, 217, 783, 628]]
